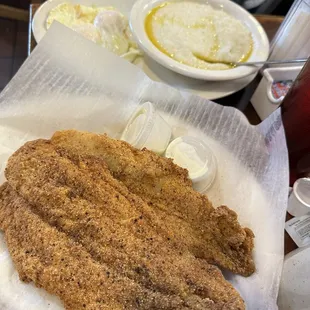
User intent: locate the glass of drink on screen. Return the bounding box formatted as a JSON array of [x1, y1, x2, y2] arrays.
[[281, 57, 310, 185]]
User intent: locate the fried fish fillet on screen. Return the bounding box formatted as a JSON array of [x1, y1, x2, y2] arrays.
[[0, 138, 245, 310], [51, 130, 255, 276], [0, 183, 183, 310], [0, 183, 211, 310]]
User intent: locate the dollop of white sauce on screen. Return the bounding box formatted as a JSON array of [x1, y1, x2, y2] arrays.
[[168, 142, 207, 179]]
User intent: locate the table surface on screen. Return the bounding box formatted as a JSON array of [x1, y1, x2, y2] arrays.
[[28, 4, 297, 255]]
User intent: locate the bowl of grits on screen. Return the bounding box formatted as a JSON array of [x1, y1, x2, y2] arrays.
[[130, 0, 269, 81]]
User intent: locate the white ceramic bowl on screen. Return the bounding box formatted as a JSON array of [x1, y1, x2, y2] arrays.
[[130, 0, 270, 81]]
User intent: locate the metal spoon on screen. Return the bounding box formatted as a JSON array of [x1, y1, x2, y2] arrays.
[[193, 53, 307, 67], [234, 58, 308, 67]]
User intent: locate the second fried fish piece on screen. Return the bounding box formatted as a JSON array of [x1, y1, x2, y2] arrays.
[[0, 183, 204, 310], [51, 130, 255, 276], [3, 139, 245, 309]]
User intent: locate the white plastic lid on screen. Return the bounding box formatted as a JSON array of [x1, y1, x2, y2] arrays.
[[294, 178, 310, 206], [287, 178, 310, 217], [165, 136, 217, 192]]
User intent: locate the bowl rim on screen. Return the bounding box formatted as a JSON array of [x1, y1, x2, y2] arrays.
[[130, 0, 270, 81]]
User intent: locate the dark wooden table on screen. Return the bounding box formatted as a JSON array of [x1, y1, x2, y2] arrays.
[[28, 4, 296, 255]]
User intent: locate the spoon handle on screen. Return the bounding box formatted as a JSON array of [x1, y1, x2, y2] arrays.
[[236, 58, 308, 66]]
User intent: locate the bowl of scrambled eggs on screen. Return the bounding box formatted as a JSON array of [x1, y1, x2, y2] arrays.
[[32, 1, 142, 63], [130, 0, 269, 81]]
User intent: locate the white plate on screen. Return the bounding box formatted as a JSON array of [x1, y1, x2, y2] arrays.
[[32, 0, 258, 100], [278, 246, 310, 310], [130, 0, 269, 81]]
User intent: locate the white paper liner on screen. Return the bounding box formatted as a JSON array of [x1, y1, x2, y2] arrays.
[[0, 23, 288, 310]]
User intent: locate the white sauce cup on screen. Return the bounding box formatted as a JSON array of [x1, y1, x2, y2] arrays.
[[121, 102, 172, 154], [287, 178, 310, 217], [165, 136, 217, 192]]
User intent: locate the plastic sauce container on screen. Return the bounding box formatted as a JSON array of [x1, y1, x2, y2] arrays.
[[121, 102, 172, 154], [165, 136, 217, 192], [287, 178, 310, 217]]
